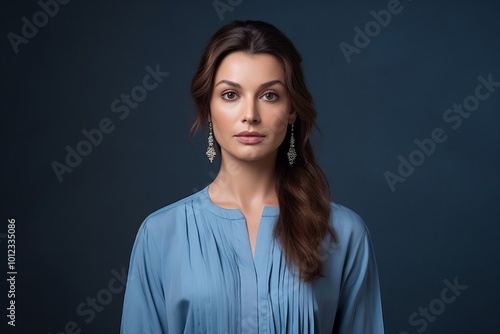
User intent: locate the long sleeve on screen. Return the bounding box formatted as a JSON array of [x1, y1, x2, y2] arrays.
[[120, 220, 168, 334], [333, 226, 385, 334]]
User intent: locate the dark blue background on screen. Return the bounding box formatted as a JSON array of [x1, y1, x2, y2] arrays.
[[2, 0, 499, 333]]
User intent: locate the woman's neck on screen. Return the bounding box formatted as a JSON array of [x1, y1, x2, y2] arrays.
[[208, 153, 279, 209]]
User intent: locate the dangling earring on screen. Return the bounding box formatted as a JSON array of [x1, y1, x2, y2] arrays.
[[287, 123, 297, 166], [206, 121, 216, 163]]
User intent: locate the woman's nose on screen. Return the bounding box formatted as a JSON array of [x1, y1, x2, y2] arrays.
[[242, 99, 260, 123]]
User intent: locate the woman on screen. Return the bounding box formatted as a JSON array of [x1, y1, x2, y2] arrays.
[[121, 20, 384, 333]]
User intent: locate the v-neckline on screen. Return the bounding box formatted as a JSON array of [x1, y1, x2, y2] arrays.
[[201, 184, 279, 219], [247, 208, 264, 260], [200, 184, 279, 263]]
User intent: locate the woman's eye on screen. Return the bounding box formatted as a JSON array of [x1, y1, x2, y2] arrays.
[[262, 92, 278, 101], [222, 91, 237, 100]]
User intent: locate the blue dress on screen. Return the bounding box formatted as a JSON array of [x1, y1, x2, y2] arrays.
[[120, 185, 384, 333]]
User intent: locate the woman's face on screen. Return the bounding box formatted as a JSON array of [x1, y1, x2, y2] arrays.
[[209, 51, 296, 164]]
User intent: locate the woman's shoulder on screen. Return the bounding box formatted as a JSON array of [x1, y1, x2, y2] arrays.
[[328, 201, 370, 242], [139, 188, 206, 232]]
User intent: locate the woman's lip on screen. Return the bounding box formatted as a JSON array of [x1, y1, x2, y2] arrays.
[[235, 131, 264, 136], [234, 136, 265, 144], [234, 135, 265, 137]]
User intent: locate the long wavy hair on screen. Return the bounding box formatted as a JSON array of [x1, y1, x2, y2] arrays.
[[190, 20, 336, 281]]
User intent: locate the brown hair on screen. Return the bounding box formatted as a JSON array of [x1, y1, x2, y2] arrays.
[[190, 20, 336, 281]]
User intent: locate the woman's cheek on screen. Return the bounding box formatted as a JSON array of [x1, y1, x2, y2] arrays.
[[264, 109, 289, 134]]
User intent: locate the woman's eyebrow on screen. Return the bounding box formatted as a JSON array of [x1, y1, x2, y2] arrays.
[[259, 80, 285, 89], [214, 79, 285, 89]]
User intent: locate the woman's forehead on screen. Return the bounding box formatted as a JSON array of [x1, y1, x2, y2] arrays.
[[214, 52, 285, 85]]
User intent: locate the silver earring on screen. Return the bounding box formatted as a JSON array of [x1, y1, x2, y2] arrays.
[[206, 121, 216, 163], [287, 123, 297, 166]]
